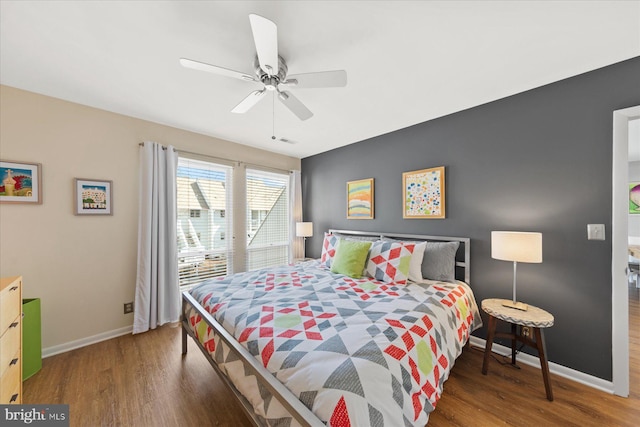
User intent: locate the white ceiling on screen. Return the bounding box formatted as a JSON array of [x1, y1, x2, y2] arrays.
[[1, 1, 639, 159]]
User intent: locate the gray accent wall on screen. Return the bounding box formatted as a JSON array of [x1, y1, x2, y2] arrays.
[[301, 56, 640, 381]]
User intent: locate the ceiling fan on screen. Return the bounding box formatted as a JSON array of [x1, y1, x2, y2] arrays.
[[180, 14, 347, 121]]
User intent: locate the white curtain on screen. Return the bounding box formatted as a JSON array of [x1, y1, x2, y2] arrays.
[[133, 142, 180, 334], [289, 170, 304, 262]]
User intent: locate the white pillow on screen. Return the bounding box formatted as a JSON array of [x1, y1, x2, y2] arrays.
[[408, 241, 427, 282]]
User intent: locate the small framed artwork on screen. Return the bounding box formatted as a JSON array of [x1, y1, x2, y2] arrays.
[[630, 182, 640, 214], [0, 160, 42, 204], [403, 166, 445, 219], [75, 178, 113, 215], [347, 178, 374, 219]]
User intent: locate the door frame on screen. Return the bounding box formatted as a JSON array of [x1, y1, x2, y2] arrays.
[[612, 105, 640, 397]]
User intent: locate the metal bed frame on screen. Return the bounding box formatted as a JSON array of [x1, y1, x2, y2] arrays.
[[181, 230, 471, 426]]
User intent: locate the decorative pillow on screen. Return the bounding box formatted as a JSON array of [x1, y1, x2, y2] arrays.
[[408, 241, 427, 282], [330, 240, 373, 278], [422, 241, 460, 283], [365, 241, 416, 284], [320, 232, 339, 267], [380, 238, 427, 283]]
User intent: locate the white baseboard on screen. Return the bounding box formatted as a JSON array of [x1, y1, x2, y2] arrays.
[[469, 336, 614, 394], [40, 327, 615, 394], [42, 325, 133, 358]]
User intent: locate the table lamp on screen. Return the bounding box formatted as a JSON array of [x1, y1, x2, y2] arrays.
[[296, 222, 313, 239], [296, 222, 313, 258], [491, 231, 542, 311]]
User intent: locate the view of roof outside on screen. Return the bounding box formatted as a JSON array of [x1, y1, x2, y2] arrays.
[[246, 168, 289, 271], [177, 159, 290, 287]]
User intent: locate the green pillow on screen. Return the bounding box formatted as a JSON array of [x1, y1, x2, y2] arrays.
[[330, 239, 372, 278]]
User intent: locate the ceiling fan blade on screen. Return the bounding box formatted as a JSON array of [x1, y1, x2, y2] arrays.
[[179, 58, 256, 82], [278, 91, 313, 121], [283, 70, 347, 88], [231, 90, 267, 114], [249, 14, 279, 76]]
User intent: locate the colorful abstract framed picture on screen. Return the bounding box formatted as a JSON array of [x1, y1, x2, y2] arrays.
[[0, 160, 42, 204], [630, 182, 640, 214], [347, 178, 374, 219], [75, 178, 113, 215], [403, 166, 445, 219]]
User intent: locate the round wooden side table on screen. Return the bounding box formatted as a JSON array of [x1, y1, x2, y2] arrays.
[[481, 298, 555, 401]]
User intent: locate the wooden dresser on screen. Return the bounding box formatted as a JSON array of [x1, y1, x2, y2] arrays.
[[0, 276, 22, 404]]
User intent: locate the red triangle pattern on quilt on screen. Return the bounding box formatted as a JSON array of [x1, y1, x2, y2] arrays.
[[330, 396, 351, 427]]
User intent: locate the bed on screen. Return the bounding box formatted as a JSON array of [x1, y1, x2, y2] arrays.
[[181, 229, 482, 426]]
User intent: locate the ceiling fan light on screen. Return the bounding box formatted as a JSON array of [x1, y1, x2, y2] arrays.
[[263, 76, 278, 91]]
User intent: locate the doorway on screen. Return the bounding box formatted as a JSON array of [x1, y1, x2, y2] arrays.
[[612, 105, 640, 397]]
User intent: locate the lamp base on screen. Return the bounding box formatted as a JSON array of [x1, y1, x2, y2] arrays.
[[502, 300, 529, 311]]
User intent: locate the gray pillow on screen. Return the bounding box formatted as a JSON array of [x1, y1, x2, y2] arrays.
[[422, 241, 459, 283]]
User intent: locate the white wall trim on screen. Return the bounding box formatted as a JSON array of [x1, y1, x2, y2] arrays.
[[42, 325, 132, 358], [41, 328, 617, 394], [469, 336, 614, 394]]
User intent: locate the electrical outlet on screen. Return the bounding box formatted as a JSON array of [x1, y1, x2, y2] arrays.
[[522, 326, 531, 339], [124, 302, 134, 314]]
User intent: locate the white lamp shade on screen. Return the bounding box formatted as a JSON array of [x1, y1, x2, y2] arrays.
[[491, 231, 542, 263], [296, 222, 313, 238]]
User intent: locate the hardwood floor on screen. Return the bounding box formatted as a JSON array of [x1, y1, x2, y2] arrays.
[[23, 325, 253, 426], [24, 293, 640, 426]]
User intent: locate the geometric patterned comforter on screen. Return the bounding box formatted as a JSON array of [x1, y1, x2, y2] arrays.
[[187, 260, 482, 426]]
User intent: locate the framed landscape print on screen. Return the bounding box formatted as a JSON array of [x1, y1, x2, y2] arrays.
[[347, 178, 374, 219], [75, 178, 113, 215], [403, 166, 445, 219], [0, 160, 42, 204], [630, 182, 640, 214]]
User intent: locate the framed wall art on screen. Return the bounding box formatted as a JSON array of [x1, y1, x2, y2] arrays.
[[347, 178, 374, 219], [75, 178, 113, 215], [403, 166, 445, 219], [630, 182, 640, 214], [0, 160, 42, 204]]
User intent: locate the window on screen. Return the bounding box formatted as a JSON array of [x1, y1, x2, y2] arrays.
[[250, 210, 268, 235], [246, 168, 290, 270], [176, 157, 233, 287]]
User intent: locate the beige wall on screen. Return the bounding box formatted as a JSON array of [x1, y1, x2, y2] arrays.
[[0, 85, 300, 351]]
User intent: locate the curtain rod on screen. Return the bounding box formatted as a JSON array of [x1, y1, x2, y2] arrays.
[[138, 142, 296, 174]]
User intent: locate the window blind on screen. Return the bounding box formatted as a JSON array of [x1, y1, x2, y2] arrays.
[[246, 168, 290, 270], [176, 157, 233, 287]]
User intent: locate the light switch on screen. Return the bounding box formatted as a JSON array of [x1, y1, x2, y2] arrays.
[[587, 224, 605, 240]]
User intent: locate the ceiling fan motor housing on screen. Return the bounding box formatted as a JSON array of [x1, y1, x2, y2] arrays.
[[255, 55, 288, 88]]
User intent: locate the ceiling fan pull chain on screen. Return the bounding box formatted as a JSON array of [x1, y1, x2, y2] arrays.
[[272, 92, 276, 140]]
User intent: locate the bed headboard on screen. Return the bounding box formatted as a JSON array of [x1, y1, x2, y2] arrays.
[[328, 229, 471, 285]]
